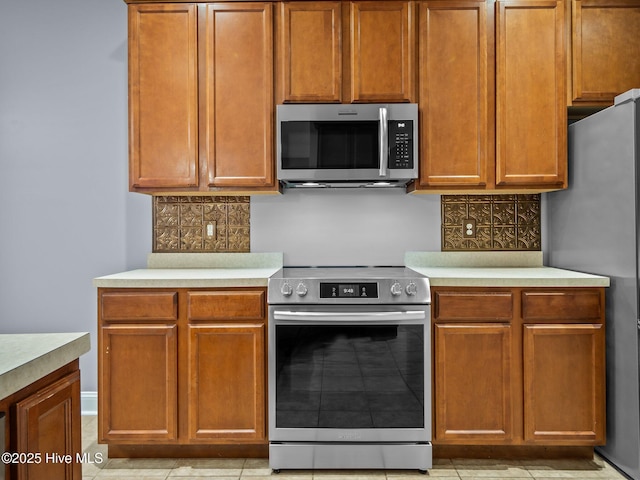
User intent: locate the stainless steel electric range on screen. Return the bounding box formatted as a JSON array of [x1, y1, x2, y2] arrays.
[[267, 267, 432, 473]]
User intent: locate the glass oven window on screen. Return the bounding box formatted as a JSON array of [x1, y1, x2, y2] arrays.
[[275, 325, 424, 429], [280, 121, 379, 170]]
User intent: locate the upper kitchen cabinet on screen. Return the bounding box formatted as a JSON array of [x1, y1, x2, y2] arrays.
[[128, 2, 277, 194], [128, 4, 198, 190], [415, 0, 489, 188], [412, 0, 567, 192], [276, 1, 415, 103], [350, 1, 415, 102], [495, 0, 567, 188], [569, 0, 640, 106], [204, 3, 275, 189], [276, 1, 342, 102]]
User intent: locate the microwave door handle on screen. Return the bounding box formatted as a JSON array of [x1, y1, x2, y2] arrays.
[[379, 106, 388, 177]]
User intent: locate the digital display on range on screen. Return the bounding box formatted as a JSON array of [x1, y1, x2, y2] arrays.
[[320, 282, 378, 298]]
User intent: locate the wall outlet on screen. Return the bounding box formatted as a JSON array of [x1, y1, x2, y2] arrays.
[[463, 218, 476, 238], [206, 222, 216, 239]]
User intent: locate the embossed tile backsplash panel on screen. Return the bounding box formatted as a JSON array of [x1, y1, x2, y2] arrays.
[[442, 194, 541, 251], [153, 196, 250, 253]]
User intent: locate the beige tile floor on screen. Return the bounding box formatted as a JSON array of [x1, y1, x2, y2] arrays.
[[81, 416, 629, 480]]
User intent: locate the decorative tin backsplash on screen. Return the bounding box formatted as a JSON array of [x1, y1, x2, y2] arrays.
[[153, 196, 250, 253], [441, 194, 541, 251]]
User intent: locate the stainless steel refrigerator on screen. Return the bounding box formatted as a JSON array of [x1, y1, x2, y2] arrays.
[[546, 88, 639, 479]]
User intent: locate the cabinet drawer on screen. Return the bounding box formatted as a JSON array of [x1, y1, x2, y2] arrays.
[[434, 291, 513, 322], [187, 290, 265, 321], [101, 291, 178, 321], [522, 290, 603, 322]]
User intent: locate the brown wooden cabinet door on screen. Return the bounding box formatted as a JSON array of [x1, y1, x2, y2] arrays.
[[204, 3, 275, 188], [571, 0, 640, 105], [523, 323, 605, 444], [128, 4, 198, 190], [99, 325, 178, 442], [496, 0, 567, 188], [278, 1, 342, 103], [434, 323, 514, 443], [417, 0, 489, 188], [16, 371, 82, 480], [187, 323, 266, 442], [350, 1, 415, 103]]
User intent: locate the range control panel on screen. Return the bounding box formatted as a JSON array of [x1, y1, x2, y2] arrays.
[[320, 283, 378, 299], [267, 267, 431, 305]]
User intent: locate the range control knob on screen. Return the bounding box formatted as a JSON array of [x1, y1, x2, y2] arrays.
[[405, 282, 417, 296], [390, 281, 403, 296], [280, 282, 293, 297], [296, 282, 308, 297]]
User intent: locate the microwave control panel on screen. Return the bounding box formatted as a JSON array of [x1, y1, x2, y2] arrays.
[[388, 120, 414, 169]]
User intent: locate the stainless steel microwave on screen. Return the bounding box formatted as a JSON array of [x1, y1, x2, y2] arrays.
[[276, 103, 418, 188]]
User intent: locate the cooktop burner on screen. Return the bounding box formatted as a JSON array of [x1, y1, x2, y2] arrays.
[[268, 266, 430, 304]]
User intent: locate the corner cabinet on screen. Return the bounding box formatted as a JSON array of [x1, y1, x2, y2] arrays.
[[276, 1, 415, 104], [569, 0, 640, 106], [432, 287, 605, 447], [128, 3, 276, 194], [98, 287, 267, 457], [413, 0, 567, 192]]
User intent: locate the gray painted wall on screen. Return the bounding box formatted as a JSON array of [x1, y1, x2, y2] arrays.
[[0, 0, 444, 395], [0, 0, 150, 393], [251, 190, 441, 266]]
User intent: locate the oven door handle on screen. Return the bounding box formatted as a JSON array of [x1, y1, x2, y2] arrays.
[[273, 310, 426, 322]]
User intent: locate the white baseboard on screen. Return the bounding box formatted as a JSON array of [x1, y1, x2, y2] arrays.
[[81, 391, 97, 416]]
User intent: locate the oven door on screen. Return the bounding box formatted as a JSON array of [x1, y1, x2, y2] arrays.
[[268, 304, 431, 443]]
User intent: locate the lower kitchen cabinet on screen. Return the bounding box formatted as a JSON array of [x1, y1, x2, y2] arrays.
[[14, 370, 82, 480], [434, 323, 514, 443], [98, 291, 179, 443], [523, 323, 604, 443], [432, 287, 605, 447], [0, 359, 83, 480], [188, 324, 265, 442], [99, 324, 178, 442], [97, 287, 267, 455], [521, 289, 605, 444], [186, 291, 266, 443]]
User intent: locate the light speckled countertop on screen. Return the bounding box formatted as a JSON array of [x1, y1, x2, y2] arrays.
[[406, 252, 610, 287], [93, 251, 609, 289], [93, 252, 283, 288], [0, 332, 90, 400]]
